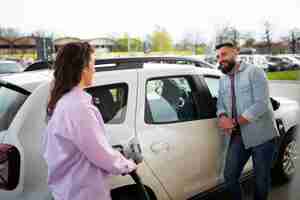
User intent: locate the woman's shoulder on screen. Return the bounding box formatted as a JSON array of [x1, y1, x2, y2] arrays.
[[55, 88, 90, 112]]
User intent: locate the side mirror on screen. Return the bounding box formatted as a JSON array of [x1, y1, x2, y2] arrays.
[[0, 144, 21, 190], [270, 97, 280, 111]]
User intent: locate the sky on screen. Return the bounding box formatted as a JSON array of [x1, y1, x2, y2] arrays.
[[1, 0, 300, 42]]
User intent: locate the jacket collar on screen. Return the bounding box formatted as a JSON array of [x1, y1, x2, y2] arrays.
[[237, 61, 247, 72]]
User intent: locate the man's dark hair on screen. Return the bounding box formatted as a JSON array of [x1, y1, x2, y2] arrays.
[[215, 42, 236, 50]]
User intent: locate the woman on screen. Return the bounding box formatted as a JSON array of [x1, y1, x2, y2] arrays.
[[43, 42, 137, 200]]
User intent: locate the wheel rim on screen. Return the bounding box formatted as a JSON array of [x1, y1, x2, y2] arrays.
[[283, 140, 298, 176]]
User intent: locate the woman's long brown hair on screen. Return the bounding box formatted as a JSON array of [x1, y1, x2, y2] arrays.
[[47, 42, 95, 117]]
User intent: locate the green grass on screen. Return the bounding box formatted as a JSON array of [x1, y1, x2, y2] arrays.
[[267, 70, 300, 80]]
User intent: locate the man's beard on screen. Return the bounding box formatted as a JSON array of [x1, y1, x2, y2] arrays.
[[219, 60, 236, 74]]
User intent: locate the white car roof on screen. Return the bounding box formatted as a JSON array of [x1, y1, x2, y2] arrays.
[[0, 60, 19, 64], [0, 63, 223, 93], [0, 70, 52, 92], [142, 63, 222, 76]]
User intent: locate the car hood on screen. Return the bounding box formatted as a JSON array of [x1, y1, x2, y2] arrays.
[[273, 96, 299, 129], [273, 97, 299, 107]]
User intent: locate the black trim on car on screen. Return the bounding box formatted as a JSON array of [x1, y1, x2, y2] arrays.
[[95, 57, 212, 71], [24, 61, 53, 72], [86, 83, 129, 124], [0, 80, 31, 95], [95, 56, 211, 67], [23, 56, 212, 72], [192, 75, 217, 118]]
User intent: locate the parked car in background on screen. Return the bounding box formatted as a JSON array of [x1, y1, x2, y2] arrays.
[[293, 55, 300, 61], [203, 55, 218, 66], [238, 55, 269, 71], [277, 55, 300, 70], [266, 56, 291, 71], [187, 55, 217, 69], [0, 60, 23, 76]]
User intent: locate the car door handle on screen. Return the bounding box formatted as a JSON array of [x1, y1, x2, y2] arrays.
[[151, 142, 170, 154]]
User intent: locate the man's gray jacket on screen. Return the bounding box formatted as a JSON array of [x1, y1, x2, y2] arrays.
[[217, 62, 278, 148]]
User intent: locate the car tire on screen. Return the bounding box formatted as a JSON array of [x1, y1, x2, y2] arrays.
[[271, 128, 298, 184]]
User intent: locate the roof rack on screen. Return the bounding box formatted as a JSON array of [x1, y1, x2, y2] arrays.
[[23, 56, 212, 72], [94, 56, 212, 71], [24, 60, 53, 72]]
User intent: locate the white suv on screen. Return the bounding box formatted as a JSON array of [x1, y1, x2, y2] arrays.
[[0, 57, 299, 200]]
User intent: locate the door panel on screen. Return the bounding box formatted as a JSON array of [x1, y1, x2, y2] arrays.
[[136, 71, 222, 199], [90, 71, 138, 144]]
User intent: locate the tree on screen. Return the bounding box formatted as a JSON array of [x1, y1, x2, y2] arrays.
[[177, 30, 205, 54], [115, 34, 143, 52], [215, 25, 240, 46], [150, 26, 173, 52], [289, 28, 300, 54], [243, 38, 256, 48], [263, 21, 273, 54], [178, 32, 194, 51], [31, 29, 56, 38], [230, 27, 240, 46], [130, 38, 143, 52]]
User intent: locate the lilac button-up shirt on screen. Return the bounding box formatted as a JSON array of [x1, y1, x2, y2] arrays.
[[42, 86, 136, 200]]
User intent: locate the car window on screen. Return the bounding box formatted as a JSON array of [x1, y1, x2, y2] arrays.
[[0, 62, 22, 73], [203, 76, 220, 98], [267, 56, 282, 63], [282, 57, 292, 63], [86, 83, 128, 124], [0, 87, 27, 131], [145, 76, 198, 124]]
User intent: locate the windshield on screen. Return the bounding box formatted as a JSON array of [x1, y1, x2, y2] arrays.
[[0, 62, 22, 74], [0, 86, 27, 131]]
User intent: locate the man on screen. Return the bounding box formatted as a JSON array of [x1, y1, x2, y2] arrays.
[[216, 42, 278, 200]]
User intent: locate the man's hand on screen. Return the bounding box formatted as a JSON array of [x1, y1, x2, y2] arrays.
[[218, 116, 235, 135], [238, 115, 250, 125]]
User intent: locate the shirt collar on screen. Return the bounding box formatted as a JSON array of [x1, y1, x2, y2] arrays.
[[237, 61, 247, 72], [229, 61, 247, 77], [72, 86, 92, 103]]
